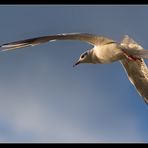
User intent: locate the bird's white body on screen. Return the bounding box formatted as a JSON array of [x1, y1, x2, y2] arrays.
[[93, 43, 123, 64]]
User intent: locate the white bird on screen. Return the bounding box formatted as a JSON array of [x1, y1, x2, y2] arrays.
[[0, 33, 148, 104]]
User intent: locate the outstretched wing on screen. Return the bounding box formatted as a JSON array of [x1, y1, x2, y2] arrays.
[[120, 35, 148, 104], [0, 33, 115, 52]]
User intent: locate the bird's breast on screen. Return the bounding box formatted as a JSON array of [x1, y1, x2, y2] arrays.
[[93, 44, 123, 64]]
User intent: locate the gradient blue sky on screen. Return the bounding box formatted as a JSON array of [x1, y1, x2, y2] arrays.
[[0, 5, 148, 143]]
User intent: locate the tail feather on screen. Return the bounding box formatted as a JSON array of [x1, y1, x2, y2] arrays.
[[120, 35, 148, 59], [121, 48, 148, 59]]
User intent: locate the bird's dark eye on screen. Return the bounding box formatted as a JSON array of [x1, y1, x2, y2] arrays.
[[81, 52, 88, 58]]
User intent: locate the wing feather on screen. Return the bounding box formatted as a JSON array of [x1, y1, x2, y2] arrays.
[[120, 35, 148, 104], [0, 33, 115, 51]]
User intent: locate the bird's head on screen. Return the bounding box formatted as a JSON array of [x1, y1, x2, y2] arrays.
[[73, 50, 92, 67]]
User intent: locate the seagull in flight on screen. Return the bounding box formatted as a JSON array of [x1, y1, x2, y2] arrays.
[[0, 33, 148, 104]]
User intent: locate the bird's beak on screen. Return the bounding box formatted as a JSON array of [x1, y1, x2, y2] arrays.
[[73, 60, 80, 67]]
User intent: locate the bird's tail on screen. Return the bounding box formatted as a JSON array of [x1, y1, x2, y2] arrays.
[[120, 35, 148, 59], [123, 49, 148, 59]]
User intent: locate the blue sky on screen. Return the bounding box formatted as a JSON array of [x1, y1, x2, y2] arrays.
[[0, 5, 148, 143]]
